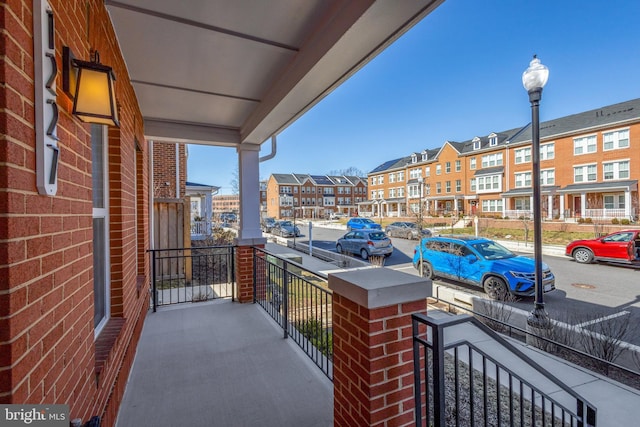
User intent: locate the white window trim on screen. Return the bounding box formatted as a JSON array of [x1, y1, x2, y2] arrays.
[[603, 159, 630, 180], [93, 125, 110, 337], [573, 134, 597, 156], [573, 163, 598, 183], [602, 127, 630, 151], [540, 142, 555, 160]]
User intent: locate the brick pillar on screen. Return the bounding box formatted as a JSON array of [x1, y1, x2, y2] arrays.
[[329, 268, 432, 427], [234, 238, 266, 303]]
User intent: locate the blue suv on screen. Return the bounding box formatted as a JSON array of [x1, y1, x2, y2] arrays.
[[413, 235, 555, 299], [347, 217, 382, 231]]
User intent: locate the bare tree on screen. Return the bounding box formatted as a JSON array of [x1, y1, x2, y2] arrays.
[[230, 166, 239, 195], [328, 166, 366, 177]]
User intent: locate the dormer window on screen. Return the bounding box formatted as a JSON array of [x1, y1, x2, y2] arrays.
[[489, 134, 498, 146], [411, 153, 417, 163], [472, 137, 481, 150], [421, 152, 428, 161]]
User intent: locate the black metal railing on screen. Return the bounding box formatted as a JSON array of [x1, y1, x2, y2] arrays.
[[149, 246, 235, 311], [412, 313, 597, 427], [253, 247, 333, 380]]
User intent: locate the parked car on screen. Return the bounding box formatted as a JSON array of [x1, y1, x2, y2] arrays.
[[271, 220, 301, 237], [261, 217, 277, 232], [565, 229, 640, 264], [413, 235, 555, 300], [330, 212, 346, 220], [336, 229, 393, 260], [385, 221, 432, 240], [220, 212, 237, 222], [346, 217, 382, 231]]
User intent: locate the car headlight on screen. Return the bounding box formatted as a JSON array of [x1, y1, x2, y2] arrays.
[[510, 271, 535, 280]]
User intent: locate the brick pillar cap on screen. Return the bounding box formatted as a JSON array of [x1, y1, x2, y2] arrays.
[[329, 268, 431, 309], [234, 237, 267, 246]]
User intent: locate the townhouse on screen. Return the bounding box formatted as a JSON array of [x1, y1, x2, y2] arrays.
[[265, 174, 367, 219], [367, 98, 640, 222]]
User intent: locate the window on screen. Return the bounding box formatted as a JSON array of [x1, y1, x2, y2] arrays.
[[409, 168, 421, 179], [389, 173, 395, 183], [603, 129, 629, 150], [470, 157, 476, 170], [604, 194, 625, 209], [514, 198, 531, 211], [389, 188, 396, 198], [293, 187, 298, 193], [398, 187, 405, 197], [445, 162, 451, 173], [398, 171, 404, 181], [92, 125, 110, 334], [476, 175, 502, 192], [445, 181, 451, 193], [436, 164, 442, 175], [603, 160, 630, 180], [455, 179, 461, 192], [489, 135, 498, 146], [421, 152, 428, 161], [573, 135, 597, 155], [371, 177, 376, 185], [515, 172, 531, 188], [470, 178, 476, 191], [541, 169, 555, 185], [481, 153, 503, 168], [473, 138, 481, 150], [514, 147, 531, 164], [424, 184, 430, 195], [482, 199, 503, 212], [371, 190, 376, 199], [411, 153, 417, 163], [425, 167, 430, 177], [436, 182, 442, 194], [573, 164, 597, 182], [379, 176, 384, 184], [540, 143, 555, 160], [408, 185, 420, 198], [377, 190, 384, 199], [455, 160, 461, 172]]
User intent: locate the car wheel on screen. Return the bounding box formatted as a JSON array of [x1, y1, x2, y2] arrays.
[[483, 276, 509, 300], [360, 249, 369, 260], [405, 231, 412, 240], [336, 244, 344, 254], [573, 248, 594, 264], [419, 261, 434, 279]]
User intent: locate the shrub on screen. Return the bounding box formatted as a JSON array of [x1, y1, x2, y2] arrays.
[[621, 218, 631, 225], [584, 217, 593, 224], [611, 218, 619, 225], [577, 218, 585, 224]]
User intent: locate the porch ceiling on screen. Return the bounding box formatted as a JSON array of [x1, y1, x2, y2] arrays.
[[105, 0, 444, 149]]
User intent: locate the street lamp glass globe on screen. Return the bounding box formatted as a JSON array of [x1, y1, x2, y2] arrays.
[[522, 55, 549, 92]]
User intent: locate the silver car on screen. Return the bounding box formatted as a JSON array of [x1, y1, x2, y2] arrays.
[[336, 230, 393, 260], [384, 222, 432, 240]]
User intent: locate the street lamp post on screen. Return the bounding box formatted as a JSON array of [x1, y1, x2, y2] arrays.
[[522, 55, 550, 328]]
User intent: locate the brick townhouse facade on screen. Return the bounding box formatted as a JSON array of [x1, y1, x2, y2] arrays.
[[152, 141, 186, 199], [367, 98, 640, 222], [1, 1, 149, 425], [265, 173, 367, 219]]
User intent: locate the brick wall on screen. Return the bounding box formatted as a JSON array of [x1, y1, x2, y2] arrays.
[[0, 1, 149, 425], [332, 293, 427, 426], [153, 141, 186, 199]]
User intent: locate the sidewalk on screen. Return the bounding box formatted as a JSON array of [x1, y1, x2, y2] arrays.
[[264, 240, 640, 426]]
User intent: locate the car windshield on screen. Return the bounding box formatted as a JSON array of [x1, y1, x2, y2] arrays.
[[470, 241, 516, 260], [367, 232, 387, 240], [279, 221, 292, 226], [361, 219, 374, 224]]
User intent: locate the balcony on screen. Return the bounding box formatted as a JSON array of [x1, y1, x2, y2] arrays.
[[116, 245, 640, 426]]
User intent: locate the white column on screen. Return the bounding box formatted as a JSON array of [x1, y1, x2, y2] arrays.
[[547, 194, 553, 219], [559, 194, 565, 219], [625, 189, 632, 219], [237, 144, 265, 243], [580, 192, 587, 217]]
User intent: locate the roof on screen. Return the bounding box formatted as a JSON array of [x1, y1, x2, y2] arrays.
[[105, 0, 445, 148], [510, 98, 640, 144], [558, 180, 638, 194], [370, 157, 407, 174]]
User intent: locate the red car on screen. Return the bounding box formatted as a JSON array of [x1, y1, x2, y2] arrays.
[[565, 229, 640, 264]]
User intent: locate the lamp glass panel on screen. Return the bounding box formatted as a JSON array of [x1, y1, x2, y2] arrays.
[[75, 68, 112, 116]]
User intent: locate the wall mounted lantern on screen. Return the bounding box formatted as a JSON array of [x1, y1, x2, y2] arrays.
[[63, 47, 120, 127]]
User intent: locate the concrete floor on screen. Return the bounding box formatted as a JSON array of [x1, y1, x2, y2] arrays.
[[116, 299, 333, 427]]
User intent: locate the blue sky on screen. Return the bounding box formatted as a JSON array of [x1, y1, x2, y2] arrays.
[[188, 0, 640, 194]]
